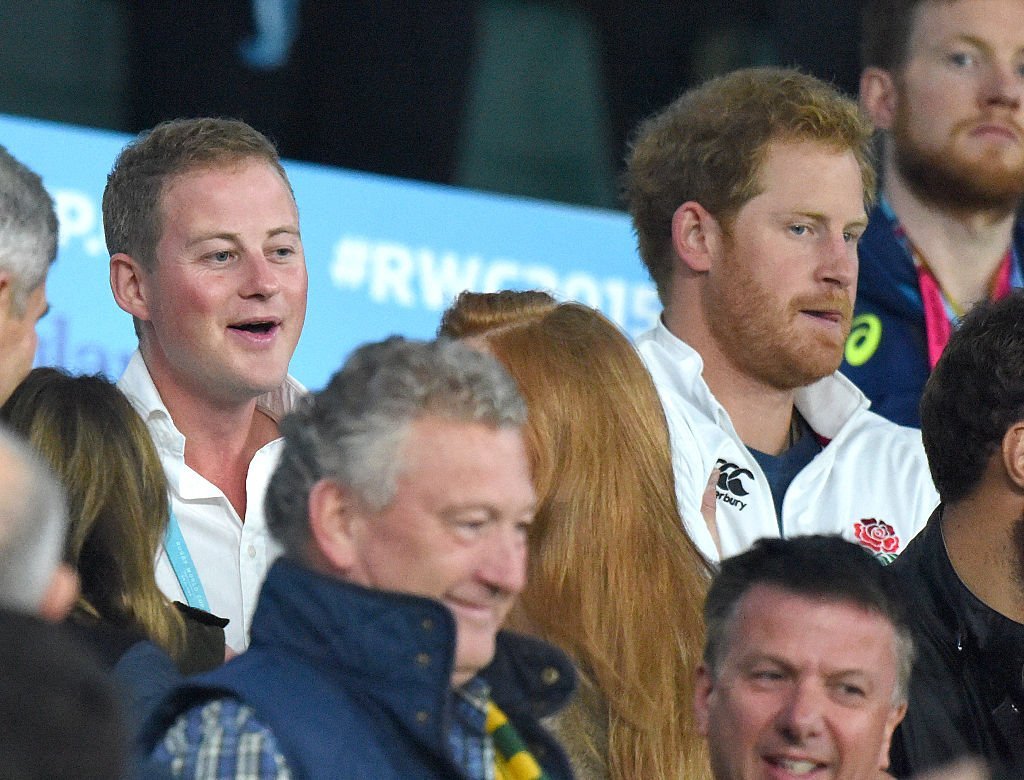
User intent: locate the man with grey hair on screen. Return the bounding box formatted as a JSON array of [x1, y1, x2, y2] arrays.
[[146, 337, 575, 779], [0, 423, 127, 778], [695, 535, 911, 780], [0, 423, 75, 621], [0, 145, 56, 405]]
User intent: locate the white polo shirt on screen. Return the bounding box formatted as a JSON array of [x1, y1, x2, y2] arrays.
[[637, 321, 939, 564], [118, 350, 305, 651]]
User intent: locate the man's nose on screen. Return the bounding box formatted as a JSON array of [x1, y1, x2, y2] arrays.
[[241, 253, 282, 297], [817, 233, 857, 289], [981, 60, 1023, 110], [478, 524, 528, 597], [775, 681, 827, 743]]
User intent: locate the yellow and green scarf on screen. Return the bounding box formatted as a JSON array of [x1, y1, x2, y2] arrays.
[[486, 700, 550, 780]]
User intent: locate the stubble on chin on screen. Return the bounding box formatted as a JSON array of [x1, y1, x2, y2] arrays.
[[890, 111, 1024, 218], [706, 294, 847, 392], [769, 328, 847, 390], [1012, 516, 1024, 599]]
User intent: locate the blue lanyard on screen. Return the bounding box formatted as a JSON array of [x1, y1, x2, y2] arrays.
[[164, 507, 210, 612]]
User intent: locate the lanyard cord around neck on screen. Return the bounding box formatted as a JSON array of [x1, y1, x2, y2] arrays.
[[914, 245, 1016, 370], [881, 198, 1021, 369], [164, 507, 210, 611]]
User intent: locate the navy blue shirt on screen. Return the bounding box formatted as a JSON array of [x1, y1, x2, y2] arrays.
[[749, 417, 822, 532]]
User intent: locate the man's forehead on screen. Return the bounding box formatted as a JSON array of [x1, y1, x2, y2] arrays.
[[394, 417, 527, 491], [739, 139, 865, 209], [727, 585, 898, 666], [159, 159, 292, 207], [401, 416, 527, 470], [905, 0, 1024, 54], [759, 137, 856, 167], [152, 159, 298, 248], [736, 583, 888, 618]]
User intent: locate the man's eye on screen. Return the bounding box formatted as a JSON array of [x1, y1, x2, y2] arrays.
[[211, 250, 233, 262], [834, 683, 866, 701], [789, 224, 809, 236], [455, 518, 488, 534], [273, 247, 295, 259], [949, 51, 976, 68]]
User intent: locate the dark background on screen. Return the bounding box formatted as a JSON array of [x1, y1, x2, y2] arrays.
[[0, 1, 860, 209]]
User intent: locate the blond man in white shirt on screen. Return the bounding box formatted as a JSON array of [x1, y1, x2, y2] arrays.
[[106, 118, 306, 651]]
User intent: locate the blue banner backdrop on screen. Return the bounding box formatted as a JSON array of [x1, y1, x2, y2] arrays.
[[1, 113, 656, 391]]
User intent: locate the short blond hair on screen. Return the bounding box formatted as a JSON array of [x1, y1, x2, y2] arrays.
[[103, 117, 290, 273]]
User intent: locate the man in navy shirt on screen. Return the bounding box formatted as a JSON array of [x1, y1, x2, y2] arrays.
[[843, 0, 1024, 426]]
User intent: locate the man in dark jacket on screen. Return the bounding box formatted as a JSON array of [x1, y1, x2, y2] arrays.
[[889, 292, 1024, 776], [144, 337, 575, 779], [841, 0, 1024, 427], [0, 144, 57, 406], [695, 535, 912, 780]]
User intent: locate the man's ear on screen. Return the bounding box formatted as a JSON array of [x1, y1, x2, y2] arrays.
[[878, 701, 908, 771], [0, 271, 16, 322], [109, 253, 151, 320], [671, 202, 722, 275], [859, 67, 898, 130], [1001, 423, 1024, 491], [308, 478, 361, 574], [38, 563, 78, 623], [693, 663, 715, 737]]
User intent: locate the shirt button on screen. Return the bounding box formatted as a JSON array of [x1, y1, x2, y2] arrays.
[[247, 545, 257, 559], [416, 711, 430, 724], [421, 618, 433, 631], [416, 652, 431, 667]]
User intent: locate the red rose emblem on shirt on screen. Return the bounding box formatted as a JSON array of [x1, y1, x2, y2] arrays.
[[854, 518, 900, 554]]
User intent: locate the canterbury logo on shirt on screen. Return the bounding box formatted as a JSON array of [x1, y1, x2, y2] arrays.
[[715, 459, 752, 510]]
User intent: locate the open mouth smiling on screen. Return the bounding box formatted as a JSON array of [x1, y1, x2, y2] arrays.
[[229, 319, 279, 334], [766, 755, 827, 776], [227, 319, 282, 342], [230, 321, 274, 333]]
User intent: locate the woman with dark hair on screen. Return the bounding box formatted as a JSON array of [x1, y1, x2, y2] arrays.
[[1, 368, 225, 682], [440, 291, 713, 779]]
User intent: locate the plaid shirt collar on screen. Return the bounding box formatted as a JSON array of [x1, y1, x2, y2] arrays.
[[448, 675, 495, 780]]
